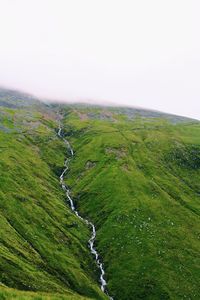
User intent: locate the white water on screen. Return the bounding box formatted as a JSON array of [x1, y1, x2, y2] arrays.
[[57, 124, 113, 299]]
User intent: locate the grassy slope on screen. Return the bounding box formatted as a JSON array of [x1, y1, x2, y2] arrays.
[[0, 92, 200, 300], [0, 103, 107, 300], [61, 107, 200, 300], [0, 285, 91, 300]]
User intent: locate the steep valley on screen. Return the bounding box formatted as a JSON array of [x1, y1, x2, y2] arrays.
[[0, 89, 200, 299]]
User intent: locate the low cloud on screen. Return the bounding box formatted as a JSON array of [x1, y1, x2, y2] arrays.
[[0, 0, 199, 119]]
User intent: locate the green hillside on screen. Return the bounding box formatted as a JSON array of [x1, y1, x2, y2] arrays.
[[60, 106, 200, 300], [0, 89, 200, 299], [0, 91, 106, 300]]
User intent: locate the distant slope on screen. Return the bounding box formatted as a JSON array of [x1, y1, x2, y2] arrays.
[[0, 88, 41, 108], [61, 103, 197, 124]]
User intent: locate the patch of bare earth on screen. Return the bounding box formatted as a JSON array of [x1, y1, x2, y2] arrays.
[[105, 147, 127, 159]]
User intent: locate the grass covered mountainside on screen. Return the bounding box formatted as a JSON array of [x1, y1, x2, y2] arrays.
[[0, 90, 106, 300], [0, 89, 200, 299]]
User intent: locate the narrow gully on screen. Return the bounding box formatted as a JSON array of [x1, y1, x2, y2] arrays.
[[57, 124, 113, 300]]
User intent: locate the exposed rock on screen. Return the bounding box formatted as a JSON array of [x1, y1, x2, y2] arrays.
[[85, 160, 97, 169]]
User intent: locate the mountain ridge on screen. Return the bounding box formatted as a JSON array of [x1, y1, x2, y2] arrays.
[[0, 87, 198, 122]]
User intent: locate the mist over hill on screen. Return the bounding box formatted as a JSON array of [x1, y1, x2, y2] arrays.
[[0, 87, 197, 122]]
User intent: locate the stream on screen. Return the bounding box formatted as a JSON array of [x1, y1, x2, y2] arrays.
[[57, 124, 113, 300]]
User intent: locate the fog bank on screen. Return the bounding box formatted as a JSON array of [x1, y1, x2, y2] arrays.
[[0, 0, 199, 119]]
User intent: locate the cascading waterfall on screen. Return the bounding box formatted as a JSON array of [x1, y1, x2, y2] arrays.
[[57, 123, 113, 300]]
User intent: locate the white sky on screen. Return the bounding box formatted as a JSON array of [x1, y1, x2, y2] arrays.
[[0, 0, 200, 119]]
